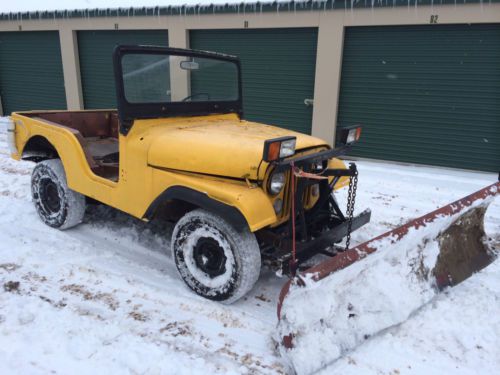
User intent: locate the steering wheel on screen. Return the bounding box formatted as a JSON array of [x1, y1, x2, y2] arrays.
[[181, 93, 210, 102]]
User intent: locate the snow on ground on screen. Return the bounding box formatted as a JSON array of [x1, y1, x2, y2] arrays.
[[0, 120, 286, 375], [0, 117, 498, 374]]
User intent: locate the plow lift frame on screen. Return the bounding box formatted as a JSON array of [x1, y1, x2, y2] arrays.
[[258, 145, 371, 275], [277, 179, 500, 349]]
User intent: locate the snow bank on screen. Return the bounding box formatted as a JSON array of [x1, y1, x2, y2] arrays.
[[277, 199, 498, 375], [319, 256, 500, 375]]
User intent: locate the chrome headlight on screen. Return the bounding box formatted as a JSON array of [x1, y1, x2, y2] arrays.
[[268, 171, 285, 195]]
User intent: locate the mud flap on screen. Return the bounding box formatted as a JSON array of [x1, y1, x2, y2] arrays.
[[276, 182, 499, 374]]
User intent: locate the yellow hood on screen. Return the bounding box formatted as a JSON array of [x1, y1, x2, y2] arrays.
[[145, 114, 328, 180]]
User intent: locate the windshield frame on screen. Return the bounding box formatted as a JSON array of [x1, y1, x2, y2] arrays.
[[113, 45, 243, 135]]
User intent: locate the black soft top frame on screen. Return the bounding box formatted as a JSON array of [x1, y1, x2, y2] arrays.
[[113, 45, 244, 135]]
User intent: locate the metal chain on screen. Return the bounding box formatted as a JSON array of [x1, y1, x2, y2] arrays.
[[345, 167, 358, 250]]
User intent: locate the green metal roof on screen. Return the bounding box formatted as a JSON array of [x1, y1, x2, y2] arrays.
[[0, 0, 495, 22]]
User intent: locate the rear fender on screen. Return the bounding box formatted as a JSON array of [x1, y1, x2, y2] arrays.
[[10, 113, 116, 199]]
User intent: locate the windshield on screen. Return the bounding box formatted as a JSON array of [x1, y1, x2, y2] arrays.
[[121, 53, 239, 104], [114, 46, 242, 135]]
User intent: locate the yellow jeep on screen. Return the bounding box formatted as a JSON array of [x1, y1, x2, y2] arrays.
[[8, 45, 370, 303]]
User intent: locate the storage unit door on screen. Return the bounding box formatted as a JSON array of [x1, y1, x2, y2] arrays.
[[0, 31, 66, 114], [77, 30, 168, 109], [337, 24, 500, 172], [190, 28, 318, 134]]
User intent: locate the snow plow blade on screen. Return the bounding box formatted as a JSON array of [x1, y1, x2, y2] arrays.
[[276, 182, 499, 374]]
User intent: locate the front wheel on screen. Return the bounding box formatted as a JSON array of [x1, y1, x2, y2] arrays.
[[31, 159, 86, 230], [171, 209, 261, 303]]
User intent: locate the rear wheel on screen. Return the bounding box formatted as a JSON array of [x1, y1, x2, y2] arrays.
[[31, 159, 86, 229], [171, 209, 261, 303]]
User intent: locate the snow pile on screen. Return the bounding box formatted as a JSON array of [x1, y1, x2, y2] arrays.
[[277, 199, 498, 375], [319, 256, 500, 375]]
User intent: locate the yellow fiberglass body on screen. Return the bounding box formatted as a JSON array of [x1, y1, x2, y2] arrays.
[[10, 112, 348, 232]]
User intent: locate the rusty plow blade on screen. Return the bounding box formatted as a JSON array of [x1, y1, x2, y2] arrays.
[[276, 182, 499, 375]]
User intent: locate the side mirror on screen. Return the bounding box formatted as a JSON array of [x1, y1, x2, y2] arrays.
[[180, 60, 199, 70]]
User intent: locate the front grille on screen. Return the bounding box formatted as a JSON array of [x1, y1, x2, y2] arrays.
[[277, 171, 318, 223], [275, 147, 328, 224], [280, 170, 292, 221]]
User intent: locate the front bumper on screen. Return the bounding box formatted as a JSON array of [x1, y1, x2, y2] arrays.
[[282, 209, 371, 266], [259, 209, 371, 274]]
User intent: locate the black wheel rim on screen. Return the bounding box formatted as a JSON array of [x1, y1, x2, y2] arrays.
[[193, 237, 227, 278], [40, 178, 61, 214]]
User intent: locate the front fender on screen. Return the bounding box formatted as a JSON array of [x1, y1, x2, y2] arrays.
[[147, 168, 277, 232]]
